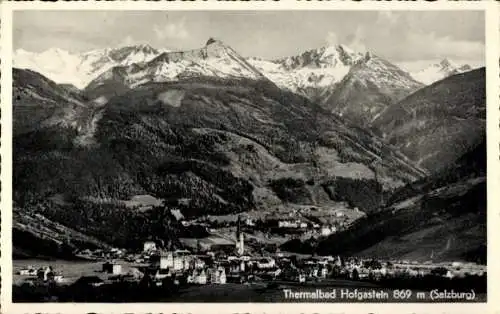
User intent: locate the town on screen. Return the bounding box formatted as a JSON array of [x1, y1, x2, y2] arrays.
[[14, 214, 487, 302]]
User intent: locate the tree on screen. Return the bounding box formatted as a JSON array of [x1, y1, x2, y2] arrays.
[[352, 268, 360, 281], [431, 267, 448, 277]]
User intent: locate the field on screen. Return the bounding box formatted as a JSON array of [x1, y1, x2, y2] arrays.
[[13, 259, 141, 286]]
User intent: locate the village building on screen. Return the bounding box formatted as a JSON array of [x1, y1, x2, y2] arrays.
[[228, 260, 246, 274], [321, 226, 334, 236], [188, 269, 207, 285], [256, 257, 276, 269], [298, 273, 306, 283], [112, 264, 122, 275], [445, 270, 455, 279], [278, 220, 299, 228], [192, 258, 206, 269], [102, 262, 122, 275], [143, 241, 157, 253], [159, 252, 193, 271], [209, 266, 227, 284], [170, 209, 184, 221], [18, 266, 37, 276], [160, 253, 174, 269]]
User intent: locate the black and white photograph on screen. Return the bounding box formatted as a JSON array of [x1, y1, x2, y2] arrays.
[[7, 7, 488, 304]]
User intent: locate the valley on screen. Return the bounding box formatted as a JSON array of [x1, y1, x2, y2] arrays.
[[12, 37, 486, 267]]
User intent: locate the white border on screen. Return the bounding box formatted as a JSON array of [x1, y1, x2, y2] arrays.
[[1, 1, 498, 313]]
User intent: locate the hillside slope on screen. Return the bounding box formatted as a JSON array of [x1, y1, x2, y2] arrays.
[[14, 68, 427, 251], [315, 140, 486, 263], [13, 68, 90, 135], [320, 53, 423, 126], [371, 67, 485, 173]]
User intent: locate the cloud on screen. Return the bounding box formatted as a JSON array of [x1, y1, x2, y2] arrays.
[[404, 32, 484, 61], [153, 18, 189, 41], [346, 26, 367, 53], [118, 35, 136, 47], [325, 31, 339, 46], [337, 12, 484, 64], [343, 11, 399, 53]]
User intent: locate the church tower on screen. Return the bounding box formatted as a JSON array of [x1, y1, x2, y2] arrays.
[[235, 215, 244, 255]]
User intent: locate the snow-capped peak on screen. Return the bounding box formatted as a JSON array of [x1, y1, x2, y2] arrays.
[[86, 39, 266, 93], [439, 58, 457, 69], [410, 58, 472, 85], [338, 44, 355, 55], [247, 43, 365, 98], [43, 47, 68, 55], [13, 45, 163, 89]]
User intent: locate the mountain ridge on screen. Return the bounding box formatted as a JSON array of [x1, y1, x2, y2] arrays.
[[410, 58, 474, 85], [12, 38, 485, 261], [83, 39, 270, 102], [371, 67, 485, 173], [14, 66, 428, 251], [319, 53, 424, 126], [14, 44, 166, 89]]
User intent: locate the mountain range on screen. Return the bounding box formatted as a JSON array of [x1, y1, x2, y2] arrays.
[[14, 41, 474, 95], [410, 59, 473, 85], [14, 44, 165, 90], [13, 38, 486, 262], [14, 40, 476, 130]]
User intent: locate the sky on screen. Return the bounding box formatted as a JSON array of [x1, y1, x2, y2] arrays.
[[13, 11, 485, 71]]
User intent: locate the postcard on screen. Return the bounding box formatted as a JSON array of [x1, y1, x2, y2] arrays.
[[1, 1, 498, 313]]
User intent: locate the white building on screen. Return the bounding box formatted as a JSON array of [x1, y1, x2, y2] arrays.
[[143, 241, 157, 252], [256, 257, 276, 269], [160, 252, 192, 271], [445, 270, 455, 279], [279, 220, 298, 228], [298, 273, 306, 283], [173, 258, 184, 271], [218, 268, 227, 284], [321, 226, 334, 236], [189, 269, 207, 285], [240, 255, 251, 262], [170, 209, 184, 221], [112, 264, 122, 275], [193, 258, 206, 269], [210, 267, 227, 284], [321, 267, 328, 278], [160, 253, 174, 269]]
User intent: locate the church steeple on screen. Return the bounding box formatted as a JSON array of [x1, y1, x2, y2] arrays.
[[235, 215, 244, 255], [236, 215, 241, 239]]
